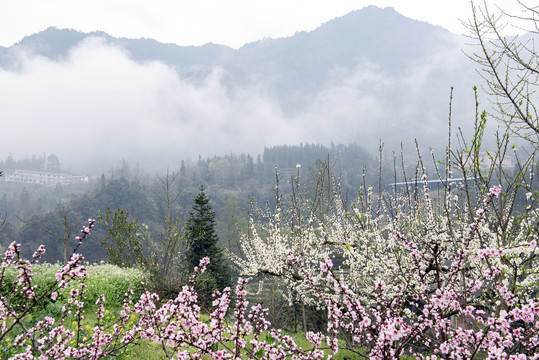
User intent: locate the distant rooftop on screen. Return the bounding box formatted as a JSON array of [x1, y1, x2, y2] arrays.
[[4, 170, 88, 185]]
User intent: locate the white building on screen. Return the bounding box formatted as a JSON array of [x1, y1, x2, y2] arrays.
[[4, 170, 88, 185]]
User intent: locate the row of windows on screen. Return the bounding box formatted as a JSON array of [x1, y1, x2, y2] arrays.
[[4, 170, 88, 185]]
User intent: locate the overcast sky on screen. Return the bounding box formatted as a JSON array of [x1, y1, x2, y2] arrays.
[[0, 0, 527, 49]]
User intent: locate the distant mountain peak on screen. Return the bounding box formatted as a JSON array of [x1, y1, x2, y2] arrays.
[[317, 5, 447, 34], [0, 7, 473, 168], [0, 6, 455, 85], [357, 5, 398, 13]]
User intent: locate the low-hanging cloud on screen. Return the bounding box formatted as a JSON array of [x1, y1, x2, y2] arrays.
[[0, 34, 480, 174], [0, 37, 303, 173], [293, 38, 479, 156]]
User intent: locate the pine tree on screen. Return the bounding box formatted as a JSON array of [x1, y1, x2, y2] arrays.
[[185, 186, 231, 301]]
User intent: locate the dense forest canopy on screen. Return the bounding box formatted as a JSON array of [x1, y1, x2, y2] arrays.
[[0, 142, 378, 264]]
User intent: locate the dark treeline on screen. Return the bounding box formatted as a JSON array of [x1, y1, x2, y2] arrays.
[[1, 153, 63, 173], [0, 142, 377, 265], [263, 143, 332, 168]]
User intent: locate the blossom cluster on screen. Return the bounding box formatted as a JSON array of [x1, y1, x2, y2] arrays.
[[1, 184, 539, 359], [0, 223, 328, 359], [233, 175, 539, 356], [279, 186, 539, 358]]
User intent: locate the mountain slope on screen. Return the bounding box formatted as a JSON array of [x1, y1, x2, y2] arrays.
[[0, 6, 455, 83], [0, 6, 479, 172]]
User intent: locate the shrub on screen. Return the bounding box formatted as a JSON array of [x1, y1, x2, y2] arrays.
[[1, 262, 145, 312]]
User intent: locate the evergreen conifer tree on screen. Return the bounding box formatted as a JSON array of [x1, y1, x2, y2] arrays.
[[185, 186, 231, 301]]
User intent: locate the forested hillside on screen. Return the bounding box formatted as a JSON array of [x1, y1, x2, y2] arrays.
[[0, 142, 376, 264]]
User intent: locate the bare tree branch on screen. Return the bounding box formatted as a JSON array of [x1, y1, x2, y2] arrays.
[[466, 0, 539, 142]]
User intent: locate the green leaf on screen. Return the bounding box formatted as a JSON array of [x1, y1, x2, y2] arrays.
[[266, 334, 275, 344], [255, 348, 265, 357]]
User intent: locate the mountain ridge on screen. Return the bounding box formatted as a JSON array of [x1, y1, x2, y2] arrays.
[[0, 6, 480, 172], [5, 6, 451, 52], [0, 6, 453, 72]]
